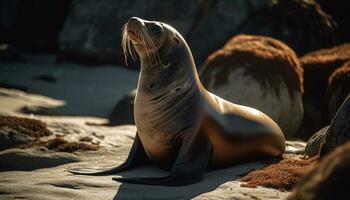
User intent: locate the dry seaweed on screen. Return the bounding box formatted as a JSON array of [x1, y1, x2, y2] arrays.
[[0, 116, 52, 138], [240, 156, 318, 191], [39, 137, 99, 152]]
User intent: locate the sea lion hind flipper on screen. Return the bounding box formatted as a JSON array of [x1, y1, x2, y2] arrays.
[[68, 133, 149, 175], [113, 138, 212, 186], [67, 164, 129, 175]]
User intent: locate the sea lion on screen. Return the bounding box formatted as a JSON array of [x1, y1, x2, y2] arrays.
[[69, 17, 285, 186]]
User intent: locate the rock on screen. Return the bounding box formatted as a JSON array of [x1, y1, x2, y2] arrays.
[[200, 35, 303, 138], [0, 126, 33, 151], [0, 0, 71, 52], [0, 0, 19, 42], [238, 0, 337, 56], [0, 44, 27, 63], [285, 141, 306, 155], [0, 116, 53, 138], [298, 43, 350, 139], [319, 94, 350, 156], [108, 89, 136, 126], [59, 0, 272, 66], [0, 116, 54, 150], [0, 147, 80, 171], [317, 0, 350, 42], [305, 126, 328, 157], [32, 74, 57, 83], [186, 0, 270, 65], [58, 0, 199, 66], [287, 142, 350, 200], [326, 61, 350, 119]]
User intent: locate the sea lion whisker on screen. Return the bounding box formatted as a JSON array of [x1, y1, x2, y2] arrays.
[[121, 23, 129, 65], [121, 23, 134, 66], [148, 38, 161, 66], [127, 37, 136, 61], [141, 28, 154, 62], [137, 24, 149, 62], [143, 31, 161, 66], [139, 26, 154, 63], [146, 33, 161, 66], [143, 37, 153, 64], [142, 28, 158, 65], [140, 27, 154, 64], [127, 23, 137, 61]]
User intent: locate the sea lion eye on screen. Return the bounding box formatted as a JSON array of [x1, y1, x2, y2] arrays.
[[149, 24, 162, 35], [174, 34, 181, 45]]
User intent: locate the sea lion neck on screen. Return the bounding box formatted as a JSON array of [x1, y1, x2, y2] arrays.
[[137, 45, 203, 97]]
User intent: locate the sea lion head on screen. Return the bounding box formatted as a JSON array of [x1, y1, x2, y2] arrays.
[[121, 17, 190, 68]]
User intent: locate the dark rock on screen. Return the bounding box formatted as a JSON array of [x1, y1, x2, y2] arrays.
[[108, 89, 136, 125], [238, 0, 338, 56], [0, 116, 53, 138], [285, 141, 306, 155], [0, 82, 29, 93], [20, 106, 61, 116], [59, 0, 271, 66], [287, 142, 350, 200], [0, 116, 54, 150], [0, 147, 80, 171], [320, 95, 350, 156], [186, 0, 270, 66], [0, 127, 33, 151], [58, 0, 199, 66], [0, 44, 27, 62], [0, 0, 71, 53], [326, 61, 350, 119], [317, 0, 350, 42], [32, 74, 57, 83], [298, 43, 350, 139], [200, 35, 303, 138], [305, 126, 328, 157], [0, 0, 20, 43]]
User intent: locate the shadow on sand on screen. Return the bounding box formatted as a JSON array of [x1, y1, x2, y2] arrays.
[[113, 162, 266, 199]]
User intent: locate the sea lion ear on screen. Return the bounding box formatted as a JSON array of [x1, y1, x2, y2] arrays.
[[173, 33, 181, 45]]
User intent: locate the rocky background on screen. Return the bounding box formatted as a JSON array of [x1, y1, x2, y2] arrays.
[[1, 0, 350, 199]]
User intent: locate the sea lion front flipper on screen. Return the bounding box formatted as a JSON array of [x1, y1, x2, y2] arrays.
[[113, 136, 212, 186], [68, 133, 149, 175]]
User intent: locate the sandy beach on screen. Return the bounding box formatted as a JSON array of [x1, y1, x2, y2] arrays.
[[0, 58, 306, 199]]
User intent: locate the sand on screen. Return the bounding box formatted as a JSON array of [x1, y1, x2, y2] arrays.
[[0, 59, 303, 199]]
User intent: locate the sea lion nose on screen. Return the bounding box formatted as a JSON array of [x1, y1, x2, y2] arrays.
[[128, 17, 139, 24], [128, 17, 144, 26]]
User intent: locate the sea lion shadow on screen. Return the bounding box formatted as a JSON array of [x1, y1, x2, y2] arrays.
[[113, 161, 266, 199]]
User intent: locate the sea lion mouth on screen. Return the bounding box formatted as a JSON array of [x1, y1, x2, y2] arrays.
[[127, 25, 142, 43], [121, 17, 162, 66]]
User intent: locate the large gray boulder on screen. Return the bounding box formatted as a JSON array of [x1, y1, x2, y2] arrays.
[[186, 0, 270, 66], [59, 0, 271, 66], [58, 0, 200, 66], [200, 35, 303, 138]]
